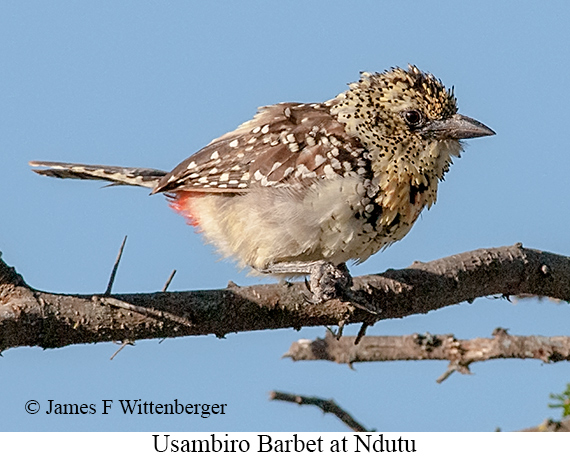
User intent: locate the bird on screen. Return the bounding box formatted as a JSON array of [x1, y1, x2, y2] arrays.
[[30, 65, 495, 300]]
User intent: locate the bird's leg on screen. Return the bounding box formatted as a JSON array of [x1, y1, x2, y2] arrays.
[[259, 260, 353, 302]]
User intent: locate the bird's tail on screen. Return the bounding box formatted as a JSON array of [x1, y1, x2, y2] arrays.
[[29, 161, 167, 189]]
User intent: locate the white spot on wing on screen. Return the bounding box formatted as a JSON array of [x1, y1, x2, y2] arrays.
[[269, 161, 282, 174], [314, 155, 326, 167], [323, 164, 337, 179], [294, 164, 317, 179]]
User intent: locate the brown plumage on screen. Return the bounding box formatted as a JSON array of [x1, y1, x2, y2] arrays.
[[30, 65, 494, 299]]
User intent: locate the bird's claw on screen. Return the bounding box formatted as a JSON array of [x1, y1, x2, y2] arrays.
[[305, 261, 353, 303]]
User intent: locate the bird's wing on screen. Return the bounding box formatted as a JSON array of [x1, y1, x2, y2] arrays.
[[153, 102, 367, 194]]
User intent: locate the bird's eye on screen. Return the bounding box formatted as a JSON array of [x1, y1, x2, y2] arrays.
[[403, 110, 423, 127]]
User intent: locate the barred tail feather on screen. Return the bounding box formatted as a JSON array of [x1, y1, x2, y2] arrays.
[[29, 161, 167, 189]]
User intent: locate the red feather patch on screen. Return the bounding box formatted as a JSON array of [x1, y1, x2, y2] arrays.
[[168, 192, 201, 227]]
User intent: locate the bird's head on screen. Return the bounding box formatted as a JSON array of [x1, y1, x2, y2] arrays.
[[331, 65, 495, 154]]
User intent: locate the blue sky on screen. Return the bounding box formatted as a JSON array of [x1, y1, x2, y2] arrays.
[[1, 1, 570, 432]]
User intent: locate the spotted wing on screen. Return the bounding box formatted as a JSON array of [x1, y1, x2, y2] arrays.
[[153, 102, 367, 194]]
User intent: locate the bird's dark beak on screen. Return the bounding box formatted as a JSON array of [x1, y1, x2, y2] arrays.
[[423, 114, 495, 140]]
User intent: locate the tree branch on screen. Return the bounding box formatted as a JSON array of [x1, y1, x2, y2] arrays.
[[269, 390, 371, 432], [269, 389, 570, 433], [284, 329, 570, 382], [1, 243, 569, 351]]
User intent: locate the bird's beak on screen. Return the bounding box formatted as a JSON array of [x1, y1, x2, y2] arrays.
[[423, 114, 495, 140]]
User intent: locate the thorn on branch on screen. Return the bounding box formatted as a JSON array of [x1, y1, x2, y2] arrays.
[[110, 340, 134, 360], [492, 327, 509, 337], [162, 270, 177, 292], [97, 296, 195, 328], [331, 321, 346, 339], [355, 322, 369, 345], [226, 280, 240, 289], [0, 251, 26, 287], [104, 235, 127, 296], [436, 362, 472, 384]]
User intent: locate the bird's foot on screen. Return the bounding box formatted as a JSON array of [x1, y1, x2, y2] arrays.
[[307, 261, 353, 302], [259, 260, 353, 303]]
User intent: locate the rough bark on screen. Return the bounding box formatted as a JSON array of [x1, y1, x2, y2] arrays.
[[1, 243, 569, 351], [284, 329, 570, 382]]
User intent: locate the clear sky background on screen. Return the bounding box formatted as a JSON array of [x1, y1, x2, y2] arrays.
[[1, 1, 569, 432]]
